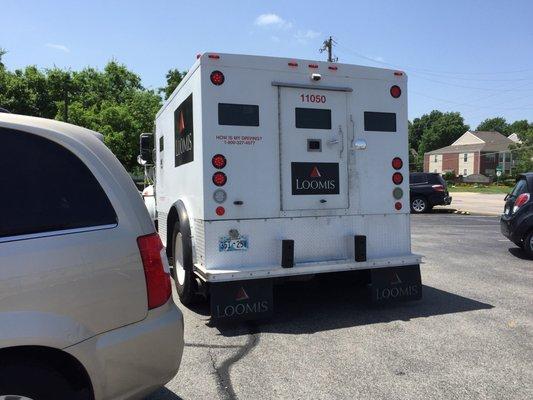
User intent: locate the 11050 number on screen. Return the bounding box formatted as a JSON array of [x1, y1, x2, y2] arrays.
[[300, 94, 326, 103]]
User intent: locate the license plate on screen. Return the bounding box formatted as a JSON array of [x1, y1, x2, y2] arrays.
[[219, 236, 249, 252]]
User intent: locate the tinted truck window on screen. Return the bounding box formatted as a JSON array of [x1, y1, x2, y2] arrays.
[[218, 103, 259, 126], [0, 128, 117, 238], [295, 108, 331, 129], [364, 112, 397, 132]]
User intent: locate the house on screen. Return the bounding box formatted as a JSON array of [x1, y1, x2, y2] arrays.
[[423, 131, 515, 177]]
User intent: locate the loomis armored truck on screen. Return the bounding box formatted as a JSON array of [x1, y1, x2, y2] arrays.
[[140, 53, 422, 320]]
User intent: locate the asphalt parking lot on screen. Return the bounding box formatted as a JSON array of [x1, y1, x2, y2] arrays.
[[148, 214, 532, 400]]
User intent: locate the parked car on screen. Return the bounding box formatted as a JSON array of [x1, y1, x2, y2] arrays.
[[500, 172, 533, 258], [409, 172, 452, 213], [0, 114, 184, 400]]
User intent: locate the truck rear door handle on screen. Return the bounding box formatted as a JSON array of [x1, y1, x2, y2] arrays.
[[320, 199, 327, 203]]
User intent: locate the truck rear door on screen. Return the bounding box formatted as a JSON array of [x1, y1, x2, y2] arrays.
[[279, 87, 349, 211]]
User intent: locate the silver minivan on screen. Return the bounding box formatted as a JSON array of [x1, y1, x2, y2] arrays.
[[0, 114, 184, 400]]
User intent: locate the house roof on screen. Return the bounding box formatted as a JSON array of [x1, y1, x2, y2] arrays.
[[426, 130, 514, 155]]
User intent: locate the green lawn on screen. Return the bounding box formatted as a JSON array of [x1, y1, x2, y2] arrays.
[[448, 185, 513, 194]]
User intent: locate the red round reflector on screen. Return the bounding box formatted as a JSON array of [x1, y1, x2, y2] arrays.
[[395, 202, 403, 210], [390, 85, 401, 98], [216, 206, 225, 216], [210, 70, 225, 85], [392, 172, 403, 185], [212, 154, 227, 169], [392, 157, 403, 170], [212, 172, 227, 186]]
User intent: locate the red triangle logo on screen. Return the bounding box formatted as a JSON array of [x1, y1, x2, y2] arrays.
[[178, 111, 185, 134], [235, 287, 249, 301], [310, 166, 321, 178], [390, 272, 402, 285]]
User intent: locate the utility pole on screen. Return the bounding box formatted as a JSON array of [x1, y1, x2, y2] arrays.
[[319, 36, 338, 62]]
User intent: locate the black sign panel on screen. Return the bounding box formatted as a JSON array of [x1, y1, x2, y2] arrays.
[[210, 279, 273, 321], [174, 94, 194, 167], [291, 162, 339, 195], [364, 111, 397, 132], [370, 265, 422, 304]]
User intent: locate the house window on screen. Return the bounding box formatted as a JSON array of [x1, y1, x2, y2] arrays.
[[463, 153, 468, 162], [434, 155, 438, 162], [464, 169, 467, 176]]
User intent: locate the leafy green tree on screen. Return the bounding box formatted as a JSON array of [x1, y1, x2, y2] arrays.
[[476, 117, 509, 135], [160, 69, 186, 100], [410, 110, 469, 171], [511, 128, 533, 173], [508, 119, 531, 135]]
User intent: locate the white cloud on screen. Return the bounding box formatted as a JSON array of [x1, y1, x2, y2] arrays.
[[254, 13, 292, 29], [294, 29, 321, 43], [45, 43, 69, 52], [365, 54, 385, 62]]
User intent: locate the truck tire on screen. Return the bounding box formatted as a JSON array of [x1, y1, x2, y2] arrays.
[[0, 359, 84, 400], [524, 230, 533, 259], [172, 221, 197, 305], [410, 197, 428, 214]]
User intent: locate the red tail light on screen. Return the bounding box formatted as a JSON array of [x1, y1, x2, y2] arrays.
[[208, 54, 220, 59], [392, 172, 403, 185], [212, 154, 227, 169], [432, 184, 445, 192], [210, 70, 225, 85], [216, 206, 225, 216], [390, 85, 401, 98], [137, 233, 171, 309], [395, 202, 403, 210], [392, 157, 403, 170], [513, 193, 530, 213], [212, 171, 227, 186]]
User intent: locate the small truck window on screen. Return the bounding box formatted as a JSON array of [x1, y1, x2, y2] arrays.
[[218, 103, 259, 127], [364, 111, 397, 132], [295, 108, 332, 129]]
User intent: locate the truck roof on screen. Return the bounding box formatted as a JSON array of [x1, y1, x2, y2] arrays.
[[158, 52, 407, 118]]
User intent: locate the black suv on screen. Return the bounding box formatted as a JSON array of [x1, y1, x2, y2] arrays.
[[500, 173, 533, 258], [409, 172, 452, 213]]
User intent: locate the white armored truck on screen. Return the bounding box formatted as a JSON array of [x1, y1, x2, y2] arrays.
[[140, 53, 422, 320]]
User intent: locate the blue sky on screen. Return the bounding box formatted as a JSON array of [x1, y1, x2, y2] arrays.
[[1, 0, 532, 127]]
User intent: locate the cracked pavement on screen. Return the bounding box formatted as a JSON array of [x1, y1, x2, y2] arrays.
[[147, 214, 532, 400]]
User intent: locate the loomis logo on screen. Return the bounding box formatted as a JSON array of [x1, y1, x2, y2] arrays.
[[235, 287, 249, 301], [174, 94, 194, 167], [292, 162, 340, 195]]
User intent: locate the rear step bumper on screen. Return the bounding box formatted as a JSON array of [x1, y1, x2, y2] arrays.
[[194, 254, 422, 283]]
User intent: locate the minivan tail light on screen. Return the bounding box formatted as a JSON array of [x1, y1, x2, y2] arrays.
[[137, 233, 171, 309], [513, 193, 530, 213], [432, 184, 445, 192]]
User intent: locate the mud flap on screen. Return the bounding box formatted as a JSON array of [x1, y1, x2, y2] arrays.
[[370, 264, 422, 304], [210, 279, 274, 321]]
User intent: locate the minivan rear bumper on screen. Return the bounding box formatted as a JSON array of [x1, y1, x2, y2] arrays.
[[65, 299, 184, 400]]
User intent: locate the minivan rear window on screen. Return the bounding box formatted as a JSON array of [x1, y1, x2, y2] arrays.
[[364, 112, 397, 132], [0, 128, 117, 238], [218, 103, 259, 127], [295, 108, 332, 129]]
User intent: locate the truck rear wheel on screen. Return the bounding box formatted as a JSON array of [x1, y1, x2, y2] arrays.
[[172, 222, 197, 305]]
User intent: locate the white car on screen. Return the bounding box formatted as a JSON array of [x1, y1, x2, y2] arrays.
[[0, 114, 184, 400]]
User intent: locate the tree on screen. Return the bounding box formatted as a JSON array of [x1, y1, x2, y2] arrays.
[[0, 55, 162, 171], [410, 110, 469, 171], [160, 69, 186, 100], [511, 128, 533, 173], [0, 48, 6, 68], [508, 119, 531, 135], [476, 117, 509, 135]]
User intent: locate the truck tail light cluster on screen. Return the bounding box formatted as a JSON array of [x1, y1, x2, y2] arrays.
[[391, 157, 404, 210], [212, 154, 227, 216], [513, 193, 530, 213], [210, 70, 225, 85], [137, 233, 171, 310]]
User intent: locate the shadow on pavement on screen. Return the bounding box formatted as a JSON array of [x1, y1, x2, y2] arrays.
[[508, 247, 532, 260], [215, 273, 493, 337]]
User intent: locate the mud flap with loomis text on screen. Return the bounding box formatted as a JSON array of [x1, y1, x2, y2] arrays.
[[210, 279, 273, 321], [370, 265, 422, 304]]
